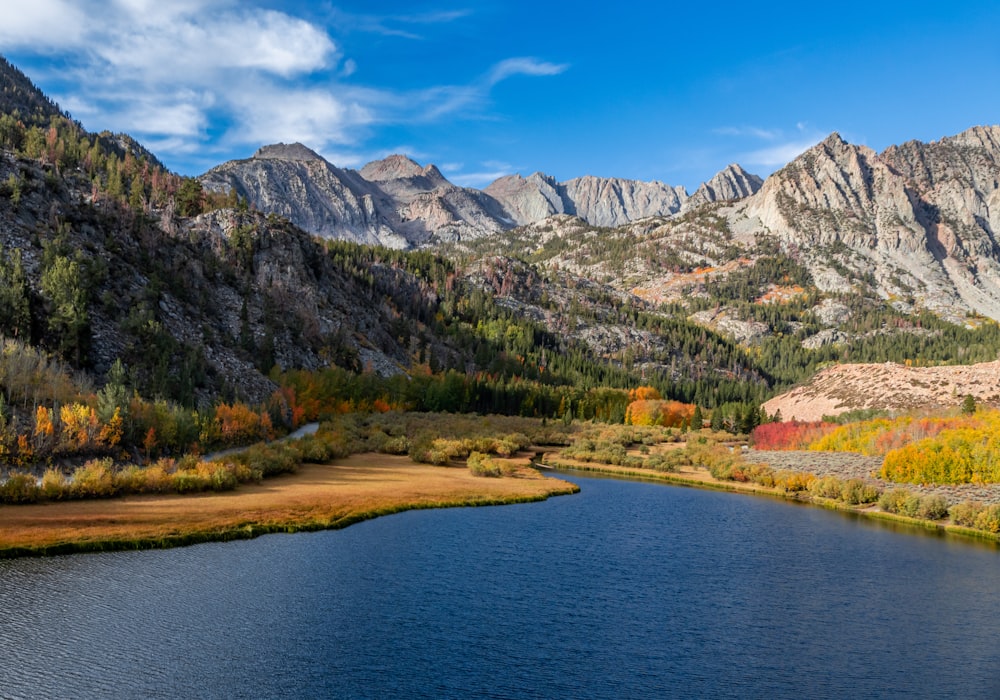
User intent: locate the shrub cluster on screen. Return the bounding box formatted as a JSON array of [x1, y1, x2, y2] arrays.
[[0, 421, 364, 505], [709, 458, 817, 493], [466, 451, 517, 478], [878, 488, 949, 520], [408, 432, 532, 466], [948, 501, 1000, 533], [806, 476, 879, 505]]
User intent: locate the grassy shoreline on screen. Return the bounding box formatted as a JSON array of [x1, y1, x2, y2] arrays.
[[0, 454, 579, 559], [541, 457, 1000, 547]]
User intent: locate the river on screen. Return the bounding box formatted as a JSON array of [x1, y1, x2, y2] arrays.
[[1, 472, 998, 698]]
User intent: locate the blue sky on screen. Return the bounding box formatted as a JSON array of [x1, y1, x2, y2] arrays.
[[1, 1, 998, 191]]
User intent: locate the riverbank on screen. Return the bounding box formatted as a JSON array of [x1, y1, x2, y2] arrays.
[[0, 454, 578, 558], [541, 455, 1000, 546]]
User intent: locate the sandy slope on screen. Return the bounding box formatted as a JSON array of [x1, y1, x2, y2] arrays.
[[763, 361, 1000, 421]]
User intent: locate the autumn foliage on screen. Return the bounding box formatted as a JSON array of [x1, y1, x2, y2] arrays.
[[624, 399, 694, 428], [750, 421, 837, 450], [798, 409, 1000, 485]]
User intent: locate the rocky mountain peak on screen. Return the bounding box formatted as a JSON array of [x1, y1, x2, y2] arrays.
[[253, 143, 324, 162], [360, 155, 432, 182], [683, 163, 763, 210]]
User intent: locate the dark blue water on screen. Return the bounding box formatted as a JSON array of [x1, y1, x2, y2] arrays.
[[2, 473, 999, 699]]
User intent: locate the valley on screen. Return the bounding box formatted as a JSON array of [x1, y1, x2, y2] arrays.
[[3, 53, 1000, 549]]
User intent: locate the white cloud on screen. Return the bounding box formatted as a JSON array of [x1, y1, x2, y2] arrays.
[[0, 2, 567, 172], [451, 170, 513, 187], [227, 85, 373, 148], [0, 1, 88, 48], [714, 122, 826, 170], [92, 6, 336, 80]]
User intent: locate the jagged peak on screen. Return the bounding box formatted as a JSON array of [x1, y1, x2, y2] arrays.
[[683, 163, 762, 209], [253, 143, 323, 162], [819, 131, 847, 149]]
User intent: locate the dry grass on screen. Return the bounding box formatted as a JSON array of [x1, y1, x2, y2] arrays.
[[0, 454, 577, 557]]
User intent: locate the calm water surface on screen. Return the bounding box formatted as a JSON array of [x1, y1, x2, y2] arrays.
[[1, 473, 999, 699]]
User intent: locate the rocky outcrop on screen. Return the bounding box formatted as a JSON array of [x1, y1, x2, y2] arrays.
[[358, 155, 510, 244]]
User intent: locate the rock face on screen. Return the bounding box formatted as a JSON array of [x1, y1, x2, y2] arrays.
[[728, 126, 1000, 319], [203, 146, 756, 247], [484, 173, 690, 227]]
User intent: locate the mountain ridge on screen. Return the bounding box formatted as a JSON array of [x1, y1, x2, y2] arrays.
[[201, 146, 762, 247]]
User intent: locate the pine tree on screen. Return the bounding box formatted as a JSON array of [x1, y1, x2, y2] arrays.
[[0, 246, 31, 339], [691, 404, 704, 431]]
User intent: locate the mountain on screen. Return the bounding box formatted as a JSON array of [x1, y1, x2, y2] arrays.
[[730, 127, 1000, 320], [682, 164, 763, 211], [202, 148, 757, 247], [200, 144, 407, 248]]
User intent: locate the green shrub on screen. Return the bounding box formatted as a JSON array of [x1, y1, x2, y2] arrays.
[[467, 451, 502, 477], [113, 464, 149, 494], [899, 494, 923, 518], [949, 500, 985, 527], [808, 476, 843, 500], [208, 464, 239, 491], [299, 434, 339, 462], [840, 479, 880, 505], [172, 470, 209, 493], [878, 488, 912, 514], [0, 471, 40, 503], [973, 504, 1000, 533], [40, 468, 69, 500], [241, 443, 300, 477], [915, 494, 949, 520]]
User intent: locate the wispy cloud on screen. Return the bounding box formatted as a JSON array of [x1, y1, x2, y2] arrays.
[[403, 58, 570, 123], [713, 126, 781, 140], [487, 58, 569, 86], [327, 8, 472, 40], [715, 122, 827, 170], [743, 137, 824, 167], [450, 160, 516, 187]]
